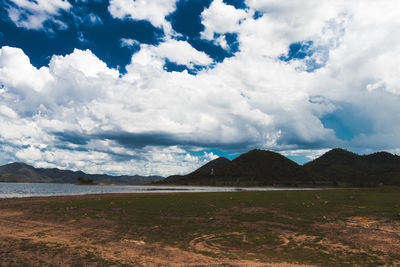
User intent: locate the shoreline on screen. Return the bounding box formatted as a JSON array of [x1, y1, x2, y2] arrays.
[[0, 183, 322, 199]]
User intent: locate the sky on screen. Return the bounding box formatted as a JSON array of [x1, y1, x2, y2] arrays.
[[0, 0, 400, 176]]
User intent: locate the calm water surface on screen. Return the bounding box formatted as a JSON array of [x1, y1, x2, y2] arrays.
[[0, 183, 316, 198]]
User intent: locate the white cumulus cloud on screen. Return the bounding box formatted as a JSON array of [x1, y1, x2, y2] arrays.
[[0, 46, 53, 92], [49, 48, 119, 79], [200, 0, 249, 40], [132, 39, 213, 67], [108, 0, 178, 34], [1, 1, 400, 176], [5, 0, 71, 30]]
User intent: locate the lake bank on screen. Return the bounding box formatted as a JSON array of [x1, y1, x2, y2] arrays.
[[0, 182, 318, 198], [1, 187, 399, 266]]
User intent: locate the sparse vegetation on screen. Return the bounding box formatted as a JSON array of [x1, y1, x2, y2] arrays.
[[1, 187, 400, 265]]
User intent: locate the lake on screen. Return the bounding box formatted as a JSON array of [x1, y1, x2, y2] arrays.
[[0, 183, 317, 198]]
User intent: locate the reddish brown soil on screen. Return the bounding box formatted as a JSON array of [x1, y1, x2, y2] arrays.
[[1, 194, 399, 266], [0, 196, 312, 267]]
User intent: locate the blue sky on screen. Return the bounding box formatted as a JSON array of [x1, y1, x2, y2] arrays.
[[0, 0, 400, 176]]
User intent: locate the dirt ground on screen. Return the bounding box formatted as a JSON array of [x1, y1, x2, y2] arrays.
[[0, 195, 312, 266], [0, 210, 315, 266], [1, 193, 400, 266]]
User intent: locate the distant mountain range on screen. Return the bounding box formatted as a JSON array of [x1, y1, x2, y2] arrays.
[[2, 148, 400, 187], [156, 148, 400, 187], [0, 162, 163, 185]]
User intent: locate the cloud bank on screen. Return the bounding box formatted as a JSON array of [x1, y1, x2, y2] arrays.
[[1, 0, 400, 176]]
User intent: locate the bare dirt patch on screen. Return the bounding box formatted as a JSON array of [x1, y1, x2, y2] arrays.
[[312, 216, 400, 265], [0, 208, 302, 266], [189, 232, 247, 254]]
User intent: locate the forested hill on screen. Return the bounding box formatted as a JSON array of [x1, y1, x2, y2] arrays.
[[157, 149, 315, 186], [303, 148, 400, 186], [0, 162, 163, 184], [157, 148, 400, 187]]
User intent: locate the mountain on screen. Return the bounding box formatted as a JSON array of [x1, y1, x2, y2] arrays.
[[159, 157, 231, 185], [0, 162, 163, 184], [157, 148, 400, 187], [303, 148, 400, 186], [5, 148, 399, 187], [0, 163, 51, 183], [194, 157, 231, 174], [157, 149, 316, 186]]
